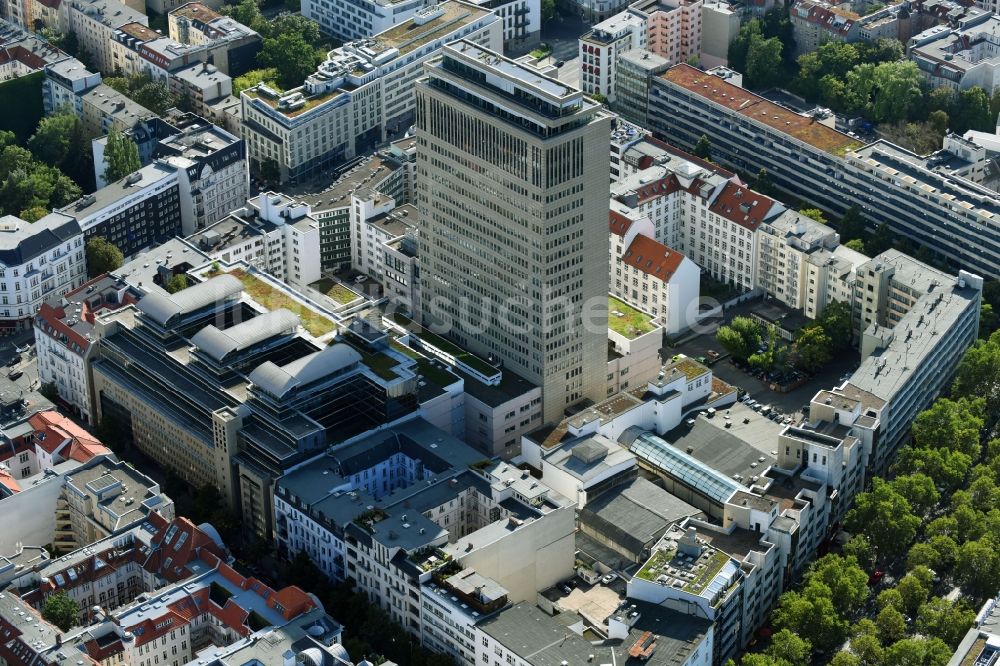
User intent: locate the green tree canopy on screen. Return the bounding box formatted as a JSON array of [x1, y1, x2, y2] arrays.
[[875, 605, 907, 646], [41, 592, 80, 632], [716, 316, 763, 361], [792, 326, 833, 372], [104, 127, 141, 184], [165, 274, 188, 294], [233, 68, 281, 97], [767, 629, 812, 666], [802, 554, 869, 618], [259, 33, 322, 89], [883, 638, 951, 666], [844, 478, 920, 561], [889, 473, 939, 517], [693, 134, 712, 160], [773, 581, 850, 653], [799, 208, 827, 224], [911, 397, 984, 458], [955, 538, 1000, 599], [818, 300, 854, 350], [85, 237, 124, 278], [915, 597, 975, 648], [951, 330, 1000, 431]]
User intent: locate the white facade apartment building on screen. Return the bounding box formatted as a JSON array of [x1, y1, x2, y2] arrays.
[[350, 192, 416, 281], [302, 0, 424, 42], [579, 0, 702, 101], [579, 11, 646, 101], [186, 192, 322, 290], [67, 0, 149, 75], [464, 0, 539, 51], [0, 213, 85, 330], [609, 210, 699, 335], [241, 1, 500, 184], [34, 274, 136, 424]]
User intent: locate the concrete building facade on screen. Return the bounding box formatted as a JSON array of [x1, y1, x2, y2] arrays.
[[415, 41, 612, 424]]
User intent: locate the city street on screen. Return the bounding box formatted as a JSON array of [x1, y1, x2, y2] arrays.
[[538, 13, 590, 88]]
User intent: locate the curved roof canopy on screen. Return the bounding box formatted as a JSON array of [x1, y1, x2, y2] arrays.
[[248, 344, 361, 399], [191, 308, 300, 362], [137, 274, 243, 327]]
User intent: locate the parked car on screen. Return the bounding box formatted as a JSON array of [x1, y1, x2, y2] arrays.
[[868, 569, 884, 586], [8, 370, 22, 381], [602, 573, 616, 585]]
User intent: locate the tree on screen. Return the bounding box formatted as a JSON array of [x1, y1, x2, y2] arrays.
[[818, 300, 853, 350], [911, 398, 983, 459], [799, 208, 827, 224], [131, 77, 179, 116], [39, 382, 59, 402], [845, 238, 866, 252], [792, 326, 832, 372], [894, 446, 971, 493], [875, 606, 907, 645], [955, 538, 1000, 599], [745, 34, 784, 89], [260, 33, 322, 88], [896, 572, 929, 616], [803, 555, 869, 618], [844, 478, 920, 561], [233, 68, 281, 97], [907, 543, 940, 571], [165, 274, 188, 294], [866, 222, 894, 256], [838, 205, 867, 243], [222, 0, 263, 29], [870, 61, 922, 124], [716, 316, 763, 361], [754, 168, 774, 195], [86, 237, 124, 278], [953, 87, 993, 134], [540, 0, 555, 21], [773, 581, 849, 653], [883, 638, 951, 666], [916, 597, 975, 648], [844, 535, 876, 570], [42, 592, 80, 632], [928, 110, 949, 136], [890, 474, 939, 517], [693, 134, 712, 160], [103, 128, 141, 184], [28, 111, 76, 167], [767, 629, 811, 666], [981, 303, 998, 339], [951, 331, 1000, 432], [877, 588, 904, 611], [728, 19, 762, 74], [831, 651, 861, 666], [850, 626, 885, 666]]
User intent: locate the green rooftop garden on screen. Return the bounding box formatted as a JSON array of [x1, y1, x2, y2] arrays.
[[353, 507, 386, 533], [636, 547, 731, 595], [225, 268, 335, 337], [360, 350, 399, 380], [391, 312, 498, 377], [409, 547, 452, 573], [608, 296, 656, 339], [311, 278, 361, 305]]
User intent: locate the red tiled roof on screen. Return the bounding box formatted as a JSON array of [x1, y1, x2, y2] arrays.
[[707, 181, 778, 231], [609, 210, 635, 236], [622, 235, 685, 283], [0, 468, 20, 493], [29, 411, 110, 461], [267, 586, 315, 620]]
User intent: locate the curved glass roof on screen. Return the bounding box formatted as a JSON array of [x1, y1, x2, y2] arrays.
[[629, 432, 741, 504]]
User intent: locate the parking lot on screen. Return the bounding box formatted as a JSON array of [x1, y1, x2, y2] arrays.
[[664, 322, 860, 416]]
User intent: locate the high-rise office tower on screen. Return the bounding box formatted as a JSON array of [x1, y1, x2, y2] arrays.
[[415, 40, 611, 423]]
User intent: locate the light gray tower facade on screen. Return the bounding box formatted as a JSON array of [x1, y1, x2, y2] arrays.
[[415, 40, 611, 423]]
